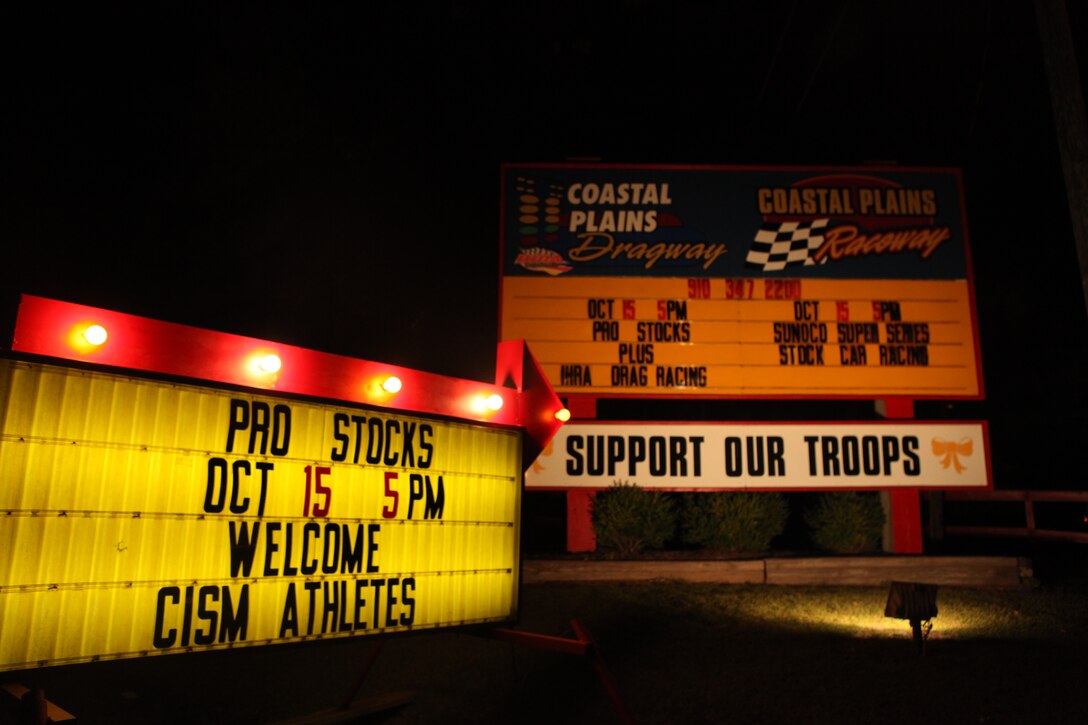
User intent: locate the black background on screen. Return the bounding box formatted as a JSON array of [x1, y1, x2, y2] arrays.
[[4, 1, 1087, 488]]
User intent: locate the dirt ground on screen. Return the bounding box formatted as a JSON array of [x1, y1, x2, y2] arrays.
[[3, 543, 1085, 724]]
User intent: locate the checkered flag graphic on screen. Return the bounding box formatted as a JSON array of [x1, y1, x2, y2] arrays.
[[745, 219, 830, 271]]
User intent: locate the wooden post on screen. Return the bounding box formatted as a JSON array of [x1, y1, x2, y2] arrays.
[[565, 397, 598, 552], [0, 684, 75, 723], [878, 398, 924, 554]]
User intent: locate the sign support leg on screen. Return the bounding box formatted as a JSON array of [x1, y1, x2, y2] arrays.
[[565, 397, 599, 553], [486, 618, 634, 724], [890, 490, 924, 554], [878, 398, 923, 554], [338, 641, 386, 710], [567, 490, 597, 552], [272, 642, 416, 724]]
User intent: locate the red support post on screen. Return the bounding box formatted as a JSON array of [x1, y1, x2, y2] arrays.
[[880, 398, 923, 554], [890, 489, 924, 554], [565, 397, 598, 552], [566, 396, 597, 420], [567, 489, 597, 552], [483, 620, 633, 724], [569, 619, 636, 725]]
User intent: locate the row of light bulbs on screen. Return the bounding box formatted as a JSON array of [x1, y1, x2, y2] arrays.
[[81, 323, 571, 421]]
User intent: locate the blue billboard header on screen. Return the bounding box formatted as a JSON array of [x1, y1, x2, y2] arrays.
[[501, 164, 970, 280]]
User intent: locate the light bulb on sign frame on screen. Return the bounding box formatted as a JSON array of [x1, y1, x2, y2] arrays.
[[555, 408, 571, 422], [470, 394, 501, 415], [83, 325, 108, 346], [382, 376, 402, 394], [258, 353, 282, 374]]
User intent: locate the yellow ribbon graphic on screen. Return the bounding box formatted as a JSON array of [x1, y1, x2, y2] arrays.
[[932, 437, 973, 473], [530, 438, 555, 475]]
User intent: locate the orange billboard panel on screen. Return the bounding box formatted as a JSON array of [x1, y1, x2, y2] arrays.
[[500, 165, 982, 398]]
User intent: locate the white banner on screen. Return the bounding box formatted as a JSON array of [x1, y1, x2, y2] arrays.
[[527, 421, 990, 490]]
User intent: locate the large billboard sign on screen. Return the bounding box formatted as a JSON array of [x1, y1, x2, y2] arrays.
[[500, 164, 982, 399], [0, 357, 523, 671], [527, 422, 991, 490]]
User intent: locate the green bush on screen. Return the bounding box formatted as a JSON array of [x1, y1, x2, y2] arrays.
[[591, 481, 677, 557], [680, 492, 789, 552], [805, 492, 886, 552]]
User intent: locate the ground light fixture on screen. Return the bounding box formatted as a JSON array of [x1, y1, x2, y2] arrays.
[[884, 581, 938, 653]]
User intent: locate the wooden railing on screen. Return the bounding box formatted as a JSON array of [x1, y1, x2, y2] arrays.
[[932, 490, 1088, 544]]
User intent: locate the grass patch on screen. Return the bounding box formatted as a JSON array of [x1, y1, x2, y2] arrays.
[[643, 583, 1088, 639], [12, 580, 1088, 723], [514, 581, 1088, 643]]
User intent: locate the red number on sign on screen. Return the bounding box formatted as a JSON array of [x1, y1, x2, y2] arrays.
[[622, 300, 636, 320], [765, 280, 802, 299], [383, 471, 399, 519], [303, 465, 332, 517], [725, 279, 754, 299], [687, 279, 710, 298]]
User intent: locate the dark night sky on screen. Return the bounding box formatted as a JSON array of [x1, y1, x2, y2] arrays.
[[3, 1, 1087, 487]]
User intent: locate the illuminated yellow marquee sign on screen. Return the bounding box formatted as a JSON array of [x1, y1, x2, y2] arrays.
[[0, 358, 522, 671]]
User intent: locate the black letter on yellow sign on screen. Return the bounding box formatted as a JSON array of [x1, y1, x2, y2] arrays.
[[408, 474, 445, 520], [205, 458, 271, 516], [153, 585, 249, 648], [227, 399, 291, 456], [280, 583, 299, 638]]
